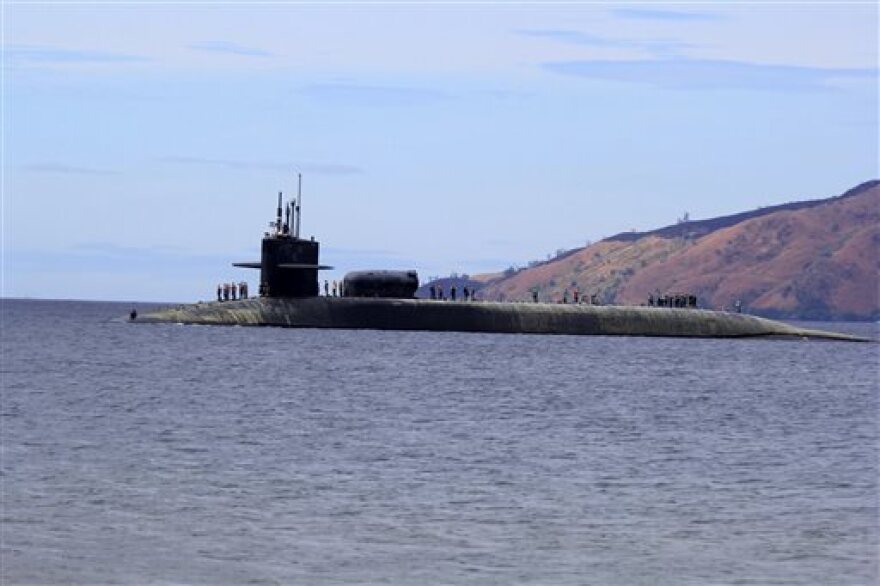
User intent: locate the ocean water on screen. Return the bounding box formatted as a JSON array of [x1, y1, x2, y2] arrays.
[[1, 298, 877, 585]]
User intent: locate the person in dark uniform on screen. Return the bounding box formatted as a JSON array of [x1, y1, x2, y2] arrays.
[[450, 285, 457, 301], [217, 284, 222, 302], [430, 285, 436, 300]]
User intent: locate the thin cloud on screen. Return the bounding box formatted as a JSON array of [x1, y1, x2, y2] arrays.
[[321, 248, 427, 273], [323, 246, 405, 260], [73, 242, 186, 257], [12, 244, 237, 275], [301, 163, 364, 176], [516, 29, 694, 56], [159, 156, 282, 171], [475, 88, 534, 101], [541, 57, 878, 92], [20, 163, 119, 176], [6, 44, 149, 64], [159, 156, 363, 176], [612, 8, 722, 21], [188, 41, 272, 57], [299, 83, 449, 107]]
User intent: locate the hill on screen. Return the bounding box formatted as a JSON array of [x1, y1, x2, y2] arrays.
[[468, 180, 879, 320]]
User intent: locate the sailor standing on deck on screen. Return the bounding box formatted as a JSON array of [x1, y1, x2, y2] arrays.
[[217, 284, 222, 302]]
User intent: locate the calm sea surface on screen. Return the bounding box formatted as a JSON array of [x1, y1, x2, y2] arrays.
[[1, 299, 877, 585]]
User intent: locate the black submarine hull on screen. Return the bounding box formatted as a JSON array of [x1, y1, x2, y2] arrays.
[[134, 297, 868, 341]]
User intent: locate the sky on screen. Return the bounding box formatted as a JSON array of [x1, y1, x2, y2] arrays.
[[3, 1, 878, 302]]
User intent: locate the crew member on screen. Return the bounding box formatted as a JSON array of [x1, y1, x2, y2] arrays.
[[450, 285, 457, 301], [217, 284, 222, 302]]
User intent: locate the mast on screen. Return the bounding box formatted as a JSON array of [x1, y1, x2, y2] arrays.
[[295, 173, 302, 239], [276, 191, 283, 235]]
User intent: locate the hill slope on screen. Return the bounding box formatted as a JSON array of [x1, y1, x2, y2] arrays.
[[477, 181, 879, 320]]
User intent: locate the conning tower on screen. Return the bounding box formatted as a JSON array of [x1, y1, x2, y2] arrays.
[[234, 174, 331, 297]]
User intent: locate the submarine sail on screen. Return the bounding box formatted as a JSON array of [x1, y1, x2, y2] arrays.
[[233, 175, 332, 298]]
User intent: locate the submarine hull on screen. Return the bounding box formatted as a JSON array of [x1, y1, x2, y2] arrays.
[[134, 298, 867, 341]]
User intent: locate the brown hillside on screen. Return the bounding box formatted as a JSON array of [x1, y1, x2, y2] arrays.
[[479, 181, 879, 320], [482, 237, 687, 303]]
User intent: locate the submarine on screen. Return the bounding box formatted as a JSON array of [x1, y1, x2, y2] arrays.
[[135, 178, 868, 342]]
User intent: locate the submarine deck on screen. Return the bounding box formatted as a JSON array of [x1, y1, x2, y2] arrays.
[[134, 297, 869, 342]]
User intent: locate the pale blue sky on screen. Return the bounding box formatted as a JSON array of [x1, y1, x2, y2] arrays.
[[4, 2, 878, 301]]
